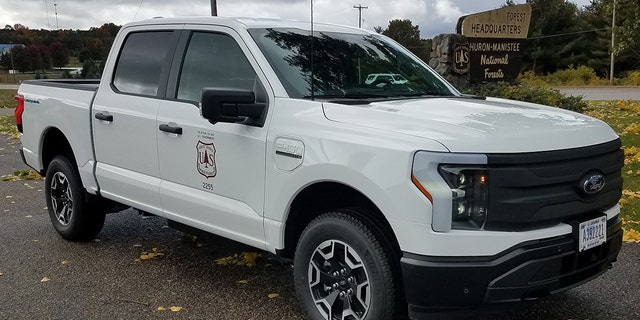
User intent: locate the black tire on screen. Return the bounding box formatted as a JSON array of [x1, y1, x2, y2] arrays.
[[45, 155, 105, 240], [293, 209, 399, 320]]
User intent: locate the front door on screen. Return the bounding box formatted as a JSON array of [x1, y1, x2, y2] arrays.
[[156, 29, 269, 248]]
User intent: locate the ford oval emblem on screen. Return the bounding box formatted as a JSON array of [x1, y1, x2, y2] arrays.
[[580, 173, 605, 196]]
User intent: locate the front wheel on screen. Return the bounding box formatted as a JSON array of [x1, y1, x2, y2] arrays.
[[45, 155, 105, 240], [293, 210, 400, 320]]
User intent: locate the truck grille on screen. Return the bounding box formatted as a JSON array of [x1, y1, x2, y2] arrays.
[[484, 139, 623, 231]]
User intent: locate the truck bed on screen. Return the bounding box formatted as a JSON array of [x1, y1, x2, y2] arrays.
[[19, 78, 101, 194], [21, 79, 100, 91]]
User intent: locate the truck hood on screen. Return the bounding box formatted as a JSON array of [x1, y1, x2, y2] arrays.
[[322, 96, 619, 153]]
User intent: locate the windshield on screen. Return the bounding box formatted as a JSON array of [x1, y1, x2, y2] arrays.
[[248, 28, 456, 100]]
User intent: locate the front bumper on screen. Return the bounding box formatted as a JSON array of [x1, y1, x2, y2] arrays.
[[401, 216, 623, 319]]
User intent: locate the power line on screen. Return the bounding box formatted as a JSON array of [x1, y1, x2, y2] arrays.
[[526, 28, 608, 40], [132, 0, 144, 21], [353, 4, 368, 28]]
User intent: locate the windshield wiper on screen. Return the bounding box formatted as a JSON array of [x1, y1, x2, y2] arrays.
[[303, 93, 390, 100], [399, 91, 455, 97]]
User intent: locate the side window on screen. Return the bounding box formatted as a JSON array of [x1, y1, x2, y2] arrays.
[[113, 31, 173, 96], [177, 32, 256, 102]]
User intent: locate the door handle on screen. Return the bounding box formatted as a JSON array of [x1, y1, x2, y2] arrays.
[[159, 123, 183, 135], [94, 112, 113, 122]]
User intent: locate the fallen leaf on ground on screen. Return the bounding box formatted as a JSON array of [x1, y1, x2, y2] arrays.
[[169, 306, 183, 312], [215, 252, 261, 267], [157, 306, 166, 311], [623, 228, 640, 243], [40, 277, 50, 282], [139, 248, 165, 261], [268, 293, 280, 299], [1, 170, 42, 181], [140, 252, 165, 260], [61, 260, 70, 265]]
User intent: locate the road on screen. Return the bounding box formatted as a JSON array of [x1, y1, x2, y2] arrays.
[[0, 112, 639, 319], [556, 87, 640, 100]]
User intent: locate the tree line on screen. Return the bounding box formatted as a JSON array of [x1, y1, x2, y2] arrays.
[[0, 22, 120, 76]]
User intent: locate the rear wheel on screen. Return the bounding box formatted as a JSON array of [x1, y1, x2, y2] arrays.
[[293, 210, 399, 320], [45, 155, 105, 240]]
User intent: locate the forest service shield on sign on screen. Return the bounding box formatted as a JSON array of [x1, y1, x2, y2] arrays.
[[196, 140, 217, 178]]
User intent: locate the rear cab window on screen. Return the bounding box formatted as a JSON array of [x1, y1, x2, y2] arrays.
[[112, 31, 175, 97]]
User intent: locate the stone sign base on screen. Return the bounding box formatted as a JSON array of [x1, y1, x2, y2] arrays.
[[429, 34, 470, 90]]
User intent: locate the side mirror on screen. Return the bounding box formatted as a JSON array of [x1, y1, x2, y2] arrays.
[[200, 88, 267, 126]]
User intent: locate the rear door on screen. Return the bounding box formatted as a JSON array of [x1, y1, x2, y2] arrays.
[[92, 28, 180, 214], [156, 27, 270, 248]]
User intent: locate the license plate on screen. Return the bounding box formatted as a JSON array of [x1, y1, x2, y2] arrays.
[[578, 216, 607, 252]]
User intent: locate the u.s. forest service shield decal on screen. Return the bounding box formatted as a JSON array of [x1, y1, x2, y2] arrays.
[[196, 140, 217, 178]]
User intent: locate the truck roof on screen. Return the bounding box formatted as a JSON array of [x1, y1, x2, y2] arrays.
[[125, 16, 371, 35]]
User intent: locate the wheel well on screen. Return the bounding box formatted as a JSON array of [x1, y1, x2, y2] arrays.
[[280, 182, 401, 260], [41, 128, 74, 174]]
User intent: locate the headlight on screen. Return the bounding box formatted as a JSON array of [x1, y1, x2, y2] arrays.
[[438, 165, 488, 230]]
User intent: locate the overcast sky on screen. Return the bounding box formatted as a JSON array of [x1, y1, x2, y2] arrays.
[[1, 0, 592, 38]]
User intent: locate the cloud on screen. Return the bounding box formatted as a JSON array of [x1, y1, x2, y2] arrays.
[[433, 0, 466, 23]]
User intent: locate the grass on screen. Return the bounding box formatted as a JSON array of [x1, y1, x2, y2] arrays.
[[0, 69, 64, 84], [0, 114, 18, 138], [0, 89, 17, 108], [585, 100, 640, 236]]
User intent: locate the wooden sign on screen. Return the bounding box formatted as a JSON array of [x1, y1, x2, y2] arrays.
[[457, 4, 532, 39]]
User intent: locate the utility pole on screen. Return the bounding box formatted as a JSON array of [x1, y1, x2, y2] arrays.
[[353, 4, 368, 28], [54, 1, 59, 29], [211, 0, 217, 16], [9, 42, 16, 83], [610, 0, 616, 85], [44, 0, 51, 29]]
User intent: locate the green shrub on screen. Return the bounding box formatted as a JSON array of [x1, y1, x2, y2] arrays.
[[623, 71, 640, 86], [543, 65, 599, 86], [518, 66, 610, 87], [518, 71, 549, 87], [463, 82, 587, 113]]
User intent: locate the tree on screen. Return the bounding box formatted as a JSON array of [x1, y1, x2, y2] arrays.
[[380, 19, 430, 62], [609, 0, 640, 71], [26, 45, 43, 71], [522, 0, 584, 73], [50, 41, 69, 68], [578, 0, 615, 76], [11, 45, 30, 72], [81, 59, 99, 78], [575, 0, 640, 76], [0, 52, 10, 68]]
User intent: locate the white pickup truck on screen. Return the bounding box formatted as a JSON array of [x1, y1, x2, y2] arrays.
[[15, 17, 624, 319]]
